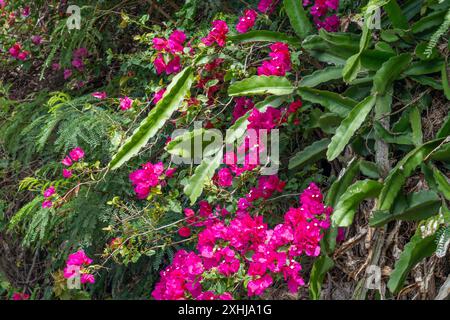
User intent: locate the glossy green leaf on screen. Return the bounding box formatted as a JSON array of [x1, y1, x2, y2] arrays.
[[412, 10, 446, 34], [378, 138, 446, 212], [283, 0, 313, 39], [360, 160, 381, 179], [297, 87, 357, 118], [437, 114, 450, 139], [228, 76, 293, 96], [229, 30, 300, 46], [388, 232, 436, 294], [288, 138, 330, 170], [442, 63, 450, 100], [374, 121, 413, 145], [370, 191, 441, 227], [309, 255, 334, 300], [332, 180, 383, 227], [433, 167, 450, 200], [109, 67, 194, 169], [326, 157, 359, 205], [327, 95, 377, 161], [372, 53, 412, 95], [184, 149, 222, 205], [409, 106, 423, 146], [384, 0, 409, 29], [299, 66, 343, 88]]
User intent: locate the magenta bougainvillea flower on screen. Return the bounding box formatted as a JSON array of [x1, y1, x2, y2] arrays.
[[178, 226, 191, 238], [31, 35, 42, 45], [63, 250, 95, 284], [21, 6, 30, 17], [257, 42, 291, 76], [119, 96, 133, 110], [236, 9, 258, 33], [152, 30, 186, 75], [12, 292, 30, 300], [306, 0, 340, 31], [62, 168, 73, 179], [232, 97, 254, 122], [129, 162, 170, 199], [41, 200, 52, 209], [69, 147, 85, 162], [153, 88, 166, 104], [9, 43, 21, 58], [202, 20, 229, 47], [91, 91, 107, 99], [257, 0, 279, 13], [43, 186, 55, 198], [63, 69, 72, 80]]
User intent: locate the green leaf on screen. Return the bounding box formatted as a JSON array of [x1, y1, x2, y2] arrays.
[[326, 158, 360, 208], [299, 66, 343, 88], [442, 63, 450, 100], [288, 138, 330, 170], [342, 54, 362, 84], [433, 167, 450, 201], [387, 232, 436, 294], [360, 160, 381, 179], [432, 142, 450, 163], [412, 10, 447, 34], [283, 0, 313, 39], [374, 121, 413, 145], [437, 113, 450, 139], [229, 30, 300, 46], [228, 76, 293, 96], [332, 180, 383, 227], [378, 138, 446, 212], [372, 53, 412, 95], [384, 0, 409, 29], [309, 255, 334, 300], [297, 87, 357, 118], [183, 150, 222, 205], [409, 106, 423, 146], [327, 95, 377, 161], [370, 191, 441, 227], [403, 59, 444, 76], [109, 67, 194, 169], [166, 128, 207, 158]]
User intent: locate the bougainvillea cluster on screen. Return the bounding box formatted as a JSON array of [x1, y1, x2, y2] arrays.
[[304, 0, 340, 31], [129, 162, 176, 199], [257, 42, 292, 76], [152, 183, 331, 300], [236, 9, 258, 33], [202, 20, 229, 47], [63, 250, 95, 284], [153, 29, 187, 75]]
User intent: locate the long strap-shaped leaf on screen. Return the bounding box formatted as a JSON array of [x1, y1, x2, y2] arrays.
[[332, 179, 383, 227], [388, 231, 436, 294], [326, 95, 377, 161], [372, 53, 412, 95], [288, 138, 330, 170], [377, 138, 446, 212], [283, 0, 313, 39], [109, 67, 194, 170], [229, 30, 300, 46], [299, 66, 344, 88], [297, 87, 357, 118], [184, 149, 223, 205], [228, 76, 293, 96]]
